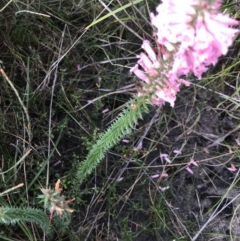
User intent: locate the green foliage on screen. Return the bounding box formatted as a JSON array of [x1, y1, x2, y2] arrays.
[[74, 96, 150, 186], [0, 206, 52, 235]]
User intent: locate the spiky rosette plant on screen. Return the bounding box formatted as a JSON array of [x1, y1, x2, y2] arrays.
[[38, 179, 74, 220]]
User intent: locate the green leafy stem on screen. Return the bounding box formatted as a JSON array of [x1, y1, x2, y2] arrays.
[[74, 96, 150, 186], [0, 206, 52, 235]]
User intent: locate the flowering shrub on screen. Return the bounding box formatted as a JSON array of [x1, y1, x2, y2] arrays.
[[74, 0, 239, 186], [131, 0, 238, 107]]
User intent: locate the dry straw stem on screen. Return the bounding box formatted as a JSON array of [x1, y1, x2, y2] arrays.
[[0, 183, 24, 196], [0, 148, 31, 175], [0, 65, 32, 146], [0, 0, 15, 12]]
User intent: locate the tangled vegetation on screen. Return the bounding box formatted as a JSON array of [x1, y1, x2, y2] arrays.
[[0, 0, 240, 240]]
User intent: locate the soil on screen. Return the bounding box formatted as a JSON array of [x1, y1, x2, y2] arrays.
[[132, 84, 240, 241], [74, 82, 240, 241]]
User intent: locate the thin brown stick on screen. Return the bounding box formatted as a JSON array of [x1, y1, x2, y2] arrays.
[[0, 66, 32, 145], [0, 183, 24, 196]]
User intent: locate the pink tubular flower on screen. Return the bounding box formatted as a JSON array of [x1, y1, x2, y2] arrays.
[[189, 157, 198, 166], [130, 64, 150, 83], [142, 40, 158, 62], [130, 41, 190, 107], [186, 166, 194, 175], [227, 163, 237, 172], [131, 0, 238, 107], [185, 157, 198, 174], [160, 153, 172, 163], [173, 149, 182, 155], [151, 0, 239, 78], [151, 174, 160, 179]]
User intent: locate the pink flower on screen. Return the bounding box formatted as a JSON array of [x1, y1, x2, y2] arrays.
[[161, 171, 168, 178], [131, 40, 190, 107], [173, 149, 182, 155], [131, 42, 182, 107], [141, 40, 158, 62], [131, 0, 238, 106], [130, 64, 150, 83], [137, 53, 159, 76], [189, 157, 198, 166], [186, 166, 194, 175], [186, 157, 198, 174], [102, 108, 109, 114], [151, 172, 168, 179], [151, 174, 160, 179], [160, 153, 172, 163], [154, 88, 176, 107], [151, 0, 238, 78], [227, 163, 237, 172]]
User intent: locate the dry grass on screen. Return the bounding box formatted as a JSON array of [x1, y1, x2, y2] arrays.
[[0, 0, 240, 240]]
